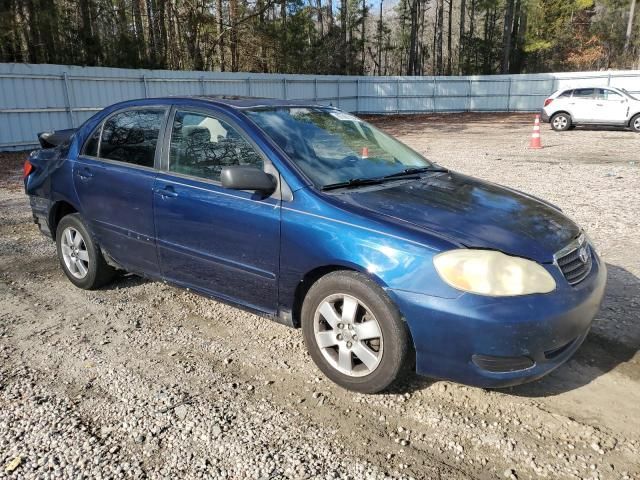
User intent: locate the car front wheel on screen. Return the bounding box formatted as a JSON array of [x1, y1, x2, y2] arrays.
[[551, 113, 572, 131], [301, 271, 411, 393], [56, 213, 116, 289], [631, 114, 640, 132]]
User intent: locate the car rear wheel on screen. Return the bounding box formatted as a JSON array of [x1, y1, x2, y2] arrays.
[[56, 213, 116, 289], [551, 113, 571, 131], [631, 114, 640, 132], [301, 271, 411, 393]]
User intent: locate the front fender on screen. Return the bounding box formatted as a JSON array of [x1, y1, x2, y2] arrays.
[[278, 190, 462, 313]]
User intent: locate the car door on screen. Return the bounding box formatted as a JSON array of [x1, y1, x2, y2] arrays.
[[153, 107, 281, 313], [567, 88, 598, 122], [74, 107, 168, 277], [592, 89, 629, 124]]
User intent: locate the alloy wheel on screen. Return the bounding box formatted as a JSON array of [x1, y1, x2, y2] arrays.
[[60, 227, 90, 279], [313, 293, 383, 377], [553, 115, 568, 130]]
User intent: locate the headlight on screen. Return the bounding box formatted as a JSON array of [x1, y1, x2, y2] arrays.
[[433, 249, 556, 296]]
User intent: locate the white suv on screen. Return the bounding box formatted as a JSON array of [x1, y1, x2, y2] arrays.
[[541, 87, 640, 132]]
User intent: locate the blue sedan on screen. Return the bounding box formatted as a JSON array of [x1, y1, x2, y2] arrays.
[[24, 97, 607, 393]]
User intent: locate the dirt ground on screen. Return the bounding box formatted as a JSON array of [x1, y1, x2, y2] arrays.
[[1, 113, 639, 479]]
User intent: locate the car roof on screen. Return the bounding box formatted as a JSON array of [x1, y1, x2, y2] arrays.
[[156, 95, 327, 110]]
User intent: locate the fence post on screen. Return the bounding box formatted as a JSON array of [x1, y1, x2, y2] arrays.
[[607, 72, 611, 86], [142, 74, 149, 98], [314, 78, 318, 102], [62, 72, 75, 128], [507, 77, 512, 112], [395, 78, 400, 113], [467, 78, 472, 112], [282, 78, 287, 99], [432, 77, 437, 113], [246, 77, 252, 96], [337, 79, 341, 108], [356, 78, 360, 113], [200, 76, 206, 95]]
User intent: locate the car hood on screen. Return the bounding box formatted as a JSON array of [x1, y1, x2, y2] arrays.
[[335, 172, 581, 263]]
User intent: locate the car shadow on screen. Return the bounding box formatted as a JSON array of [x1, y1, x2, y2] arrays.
[[100, 263, 639, 398], [559, 125, 634, 133]]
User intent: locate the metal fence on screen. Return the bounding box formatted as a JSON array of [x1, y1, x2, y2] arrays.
[[1, 63, 639, 150]]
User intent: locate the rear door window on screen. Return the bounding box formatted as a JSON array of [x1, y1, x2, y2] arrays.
[[573, 88, 595, 99], [97, 109, 166, 168]]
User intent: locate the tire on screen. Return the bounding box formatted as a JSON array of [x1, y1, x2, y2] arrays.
[[550, 112, 572, 131], [631, 114, 640, 133], [301, 271, 411, 394], [56, 213, 116, 289]]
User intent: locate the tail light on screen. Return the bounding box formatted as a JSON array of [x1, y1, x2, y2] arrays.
[[23, 159, 34, 178], [544, 98, 553, 107]]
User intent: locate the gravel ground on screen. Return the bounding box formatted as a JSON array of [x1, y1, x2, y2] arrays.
[[1, 113, 639, 479]]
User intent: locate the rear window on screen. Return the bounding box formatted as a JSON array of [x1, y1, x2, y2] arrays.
[[558, 90, 573, 98], [82, 108, 166, 168]]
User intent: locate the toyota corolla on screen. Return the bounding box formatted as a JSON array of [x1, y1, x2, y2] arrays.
[[24, 97, 607, 393]]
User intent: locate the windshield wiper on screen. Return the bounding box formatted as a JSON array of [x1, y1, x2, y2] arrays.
[[382, 166, 449, 179], [321, 177, 385, 191]]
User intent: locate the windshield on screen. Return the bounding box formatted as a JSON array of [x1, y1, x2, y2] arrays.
[[245, 107, 434, 188], [620, 88, 639, 101]]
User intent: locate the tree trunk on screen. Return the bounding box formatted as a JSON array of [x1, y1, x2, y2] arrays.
[[230, 0, 239, 71], [501, 0, 515, 73], [446, 0, 452, 75], [361, 0, 366, 74], [217, 0, 225, 71], [280, 0, 287, 71], [377, 0, 383, 75], [624, 0, 637, 54], [316, 0, 324, 37], [340, 0, 347, 71], [132, 0, 146, 65], [407, 0, 418, 75], [469, 0, 476, 72], [436, 0, 444, 75], [458, 0, 466, 74]]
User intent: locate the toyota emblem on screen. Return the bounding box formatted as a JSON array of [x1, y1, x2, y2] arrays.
[[579, 247, 589, 263]]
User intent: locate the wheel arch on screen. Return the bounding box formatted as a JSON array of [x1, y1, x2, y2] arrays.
[[290, 263, 389, 328], [551, 110, 572, 120], [48, 200, 79, 238], [628, 112, 640, 126]]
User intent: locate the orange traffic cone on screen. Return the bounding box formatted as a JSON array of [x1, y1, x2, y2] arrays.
[[529, 114, 542, 149]]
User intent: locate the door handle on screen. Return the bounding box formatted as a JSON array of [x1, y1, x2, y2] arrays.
[[154, 185, 178, 198], [596, 103, 604, 106], [76, 167, 93, 179]]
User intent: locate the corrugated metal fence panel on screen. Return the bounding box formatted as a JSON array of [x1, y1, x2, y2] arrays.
[[1, 63, 639, 149]]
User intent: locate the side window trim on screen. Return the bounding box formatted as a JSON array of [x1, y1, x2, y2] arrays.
[[80, 105, 170, 171]]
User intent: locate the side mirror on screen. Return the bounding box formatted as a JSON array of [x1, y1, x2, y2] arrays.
[[221, 166, 276, 194]]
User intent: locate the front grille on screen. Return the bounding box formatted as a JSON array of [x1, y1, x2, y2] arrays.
[[555, 236, 592, 286]]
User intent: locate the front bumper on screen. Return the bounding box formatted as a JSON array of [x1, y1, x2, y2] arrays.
[[388, 251, 607, 388]]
